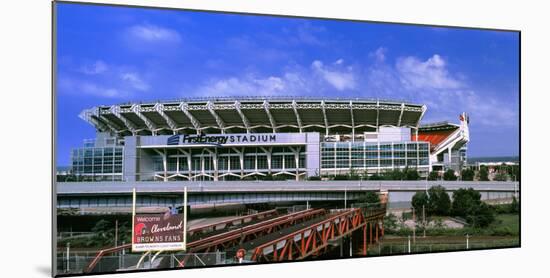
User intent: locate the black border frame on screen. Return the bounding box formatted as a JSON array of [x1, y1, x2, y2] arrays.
[[51, 1, 521, 277]]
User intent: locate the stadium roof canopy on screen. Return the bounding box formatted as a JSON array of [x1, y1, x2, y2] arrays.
[[419, 121, 460, 131], [79, 97, 426, 136]]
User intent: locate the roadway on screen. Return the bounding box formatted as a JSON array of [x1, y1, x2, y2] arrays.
[[57, 180, 518, 195]]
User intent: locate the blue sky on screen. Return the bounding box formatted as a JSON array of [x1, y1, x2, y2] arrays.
[[55, 3, 519, 166]]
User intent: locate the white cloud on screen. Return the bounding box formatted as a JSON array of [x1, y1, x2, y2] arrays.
[[59, 60, 151, 99], [196, 75, 288, 97], [296, 22, 325, 45], [194, 69, 317, 98], [396, 54, 463, 90], [370, 47, 387, 63], [121, 72, 150, 91], [455, 90, 517, 127], [58, 77, 123, 98], [362, 49, 517, 128], [80, 60, 108, 75], [80, 82, 120, 98], [311, 60, 356, 91], [128, 24, 181, 43]]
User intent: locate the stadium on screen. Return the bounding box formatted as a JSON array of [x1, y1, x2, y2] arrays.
[[71, 97, 470, 182]]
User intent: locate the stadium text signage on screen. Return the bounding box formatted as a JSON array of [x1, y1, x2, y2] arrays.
[[167, 134, 277, 146], [132, 213, 185, 252]]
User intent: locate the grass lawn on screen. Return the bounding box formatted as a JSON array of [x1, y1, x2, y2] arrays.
[[490, 213, 519, 235]]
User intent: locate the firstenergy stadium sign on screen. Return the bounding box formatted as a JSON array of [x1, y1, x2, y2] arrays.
[[167, 134, 277, 146]]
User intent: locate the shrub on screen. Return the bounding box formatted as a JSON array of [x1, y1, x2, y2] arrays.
[[443, 169, 457, 181], [494, 172, 509, 181], [273, 174, 287, 181], [479, 167, 490, 181], [428, 171, 439, 180], [404, 167, 420, 180], [461, 168, 475, 181], [369, 173, 383, 180], [307, 176, 321, 181], [357, 191, 380, 206], [510, 196, 519, 213], [333, 174, 349, 180], [383, 213, 399, 233]]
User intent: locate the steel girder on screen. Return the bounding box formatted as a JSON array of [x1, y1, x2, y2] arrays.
[[250, 207, 386, 262]]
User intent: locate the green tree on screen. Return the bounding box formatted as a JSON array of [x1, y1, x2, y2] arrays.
[[411, 191, 429, 214], [451, 188, 496, 227], [460, 168, 475, 181], [87, 220, 131, 247], [451, 188, 481, 217], [507, 165, 520, 181], [369, 173, 383, 180], [357, 191, 380, 205], [382, 169, 404, 180], [348, 168, 360, 180], [494, 172, 509, 181], [479, 166, 490, 181], [427, 185, 451, 215], [467, 202, 495, 228], [404, 167, 420, 180], [428, 171, 439, 181], [443, 169, 457, 181], [510, 196, 519, 213]]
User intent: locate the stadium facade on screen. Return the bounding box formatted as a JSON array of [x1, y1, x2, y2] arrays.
[[70, 97, 470, 182]]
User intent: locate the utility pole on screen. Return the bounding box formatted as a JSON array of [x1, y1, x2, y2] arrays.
[[412, 207, 416, 244], [344, 186, 347, 209], [114, 219, 118, 248], [66, 242, 70, 273], [422, 205, 426, 238]]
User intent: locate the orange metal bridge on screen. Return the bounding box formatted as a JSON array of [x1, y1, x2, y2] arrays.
[[85, 206, 385, 273]]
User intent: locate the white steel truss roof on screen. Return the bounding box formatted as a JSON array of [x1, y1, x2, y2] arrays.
[[79, 97, 426, 136]]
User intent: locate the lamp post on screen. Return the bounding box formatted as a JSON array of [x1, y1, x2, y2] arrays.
[[412, 207, 416, 244], [344, 186, 347, 209]]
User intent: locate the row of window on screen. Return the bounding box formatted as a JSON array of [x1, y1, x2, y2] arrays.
[[72, 165, 123, 174], [153, 154, 307, 172], [321, 142, 429, 151], [321, 159, 429, 168], [321, 141, 429, 170], [71, 147, 124, 174], [72, 147, 123, 158]]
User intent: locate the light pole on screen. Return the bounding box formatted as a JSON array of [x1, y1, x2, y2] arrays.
[[425, 174, 428, 193], [422, 204, 426, 238], [412, 207, 416, 244], [344, 186, 347, 209], [513, 175, 518, 198]]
